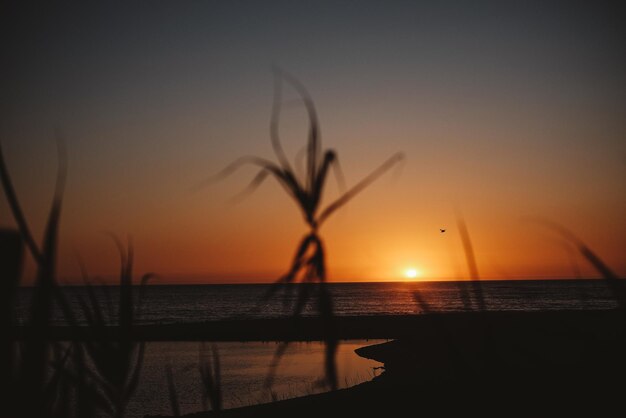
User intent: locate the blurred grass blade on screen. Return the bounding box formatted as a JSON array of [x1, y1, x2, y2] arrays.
[[273, 67, 320, 190], [528, 218, 625, 308], [309, 150, 337, 213], [1, 229, 23, 391], [136, 273, 157, 320], [270, 68, 295, 173], [330, 153, 346, 193], [229, 169, 271, 203], [123, 341, 146, 410], [263, 234, 314, 299], [199, 343, 222, 412], [413, 290, 433, 313], [264, 342, 290, 389], [318, 283, 338, 390], [0, 142, 42, 262], [318, 152, 404, 225], [456, 213, 486, 311], [23, 136, 67, 411], [1, 231, 23, 316], [75, 238, 151, 417], [577, 245, 625, 308], [205, 70, 403, 393], [166, 361, 180, 416]]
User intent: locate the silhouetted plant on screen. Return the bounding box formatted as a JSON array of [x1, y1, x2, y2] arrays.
[[69, 238, 154, 418], [529, 219, 626, 309], [199, 342, 222, 412], [1, 228, 23, 390], [456, 214, 486, 312], [205, 69, 404, 390], [413, 214, 485, 315], [413, 214, 489, 377], [1, 138, 71, 418], [165, 360, 181, 417], [2, 139, 152, 418]]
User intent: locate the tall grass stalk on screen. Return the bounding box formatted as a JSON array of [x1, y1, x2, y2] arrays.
[[1, 138, 69, 417], [69, 238, 154, 418], [528, 219, 626, 308], [1, 228, 23, 387], [166, 360, 181, 417], [199, 342, 222, 412], [2, 139, 152, 417], [205, 69, 403, 390]]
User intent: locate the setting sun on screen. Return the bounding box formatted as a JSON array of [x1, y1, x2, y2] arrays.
[[404, 268, 420, 280]]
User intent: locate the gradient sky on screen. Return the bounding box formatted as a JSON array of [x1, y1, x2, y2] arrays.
[[2, 1, 625, 284]]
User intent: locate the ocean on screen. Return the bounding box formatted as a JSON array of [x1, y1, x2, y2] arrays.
[[15, 279, 621, 326]]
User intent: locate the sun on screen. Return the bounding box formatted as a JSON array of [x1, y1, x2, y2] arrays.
[[404, 268, 420, 280]]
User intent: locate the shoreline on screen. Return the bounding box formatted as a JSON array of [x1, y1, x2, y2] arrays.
[[142, 308, 626, 417]]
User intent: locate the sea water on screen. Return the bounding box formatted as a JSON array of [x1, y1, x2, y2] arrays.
[[127, 340, 384, 417], [15, 279, 621, 326]]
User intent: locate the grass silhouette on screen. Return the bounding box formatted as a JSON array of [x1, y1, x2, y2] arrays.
[[410, 214, 626, 395], [165, 360, 181, 417], [527, 219, 626, 308], [166, 343, 222, 416], [2, 139, 153, 418], [69, 238, 153, 418], [204, 68, 403, 390], [1, 138, 70, 417], [1, 228, 23, 393], [199, 343, 222, 412]]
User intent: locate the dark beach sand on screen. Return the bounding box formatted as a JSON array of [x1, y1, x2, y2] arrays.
[[141, 309, 626, 417]]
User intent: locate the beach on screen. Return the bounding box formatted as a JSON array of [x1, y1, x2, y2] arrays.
[[128, 308, 626, 416]]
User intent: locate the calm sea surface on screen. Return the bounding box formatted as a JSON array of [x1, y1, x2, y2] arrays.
[[15, 279, 621, 326], [128, 340, 384, 417]]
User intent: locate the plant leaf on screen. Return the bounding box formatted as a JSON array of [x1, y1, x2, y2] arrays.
[[270, 68, 296, 174], [274, 68, 321, 192], [0, 142, 42, 262], [456, 213, 485, 311], [317, 152, 404, 225]]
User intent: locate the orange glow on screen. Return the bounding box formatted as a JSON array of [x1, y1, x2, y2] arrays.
[[5, 146, 624, 285]]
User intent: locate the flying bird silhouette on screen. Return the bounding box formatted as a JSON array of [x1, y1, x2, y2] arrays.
[[440, 229, 446, 233]]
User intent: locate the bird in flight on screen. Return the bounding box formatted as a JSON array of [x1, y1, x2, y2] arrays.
[[440, 228, 446, 233]]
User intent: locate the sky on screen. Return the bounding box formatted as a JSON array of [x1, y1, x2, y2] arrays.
[[1, 1, 625, 284]]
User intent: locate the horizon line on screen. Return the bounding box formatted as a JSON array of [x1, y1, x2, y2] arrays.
[[16, 276, 622, 287]]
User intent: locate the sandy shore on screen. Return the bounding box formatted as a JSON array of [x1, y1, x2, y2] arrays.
[[141, 309, 626, 417]]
